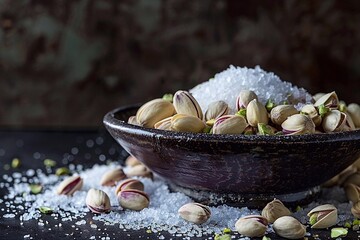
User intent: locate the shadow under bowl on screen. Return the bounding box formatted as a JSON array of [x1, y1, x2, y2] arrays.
[[104, 105, 360, 207]]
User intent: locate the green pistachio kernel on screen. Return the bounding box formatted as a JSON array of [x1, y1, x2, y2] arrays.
[[235, 108, 247, 118], [11, 158, 21, 168], [55, 167, 70, 176], [205, 119, 216, 126], [203, 125, 212, 133], [339, 102, 347, 112], [265, 99, 276, 112], [331, 227, 348, 238], [39, 206, 53, 214], [309, 213, 318, 225], [29, 184, 43, 194], [223, 228, 231, 234], [353, 219, 360, 225], [262, 236, 271, 240], [318, 104, 330, 117], [258, 123, 274, 135], [44, 159, 57, 167], [295, 206, 302, 212], [214, 234, 231, 240], [344, 221, 352, 228], [162, 93, 173, 102]]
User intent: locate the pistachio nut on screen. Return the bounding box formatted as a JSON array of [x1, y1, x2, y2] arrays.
[[344, 112, 356, 131], [301, 104, 322, 127], [128, 116, 139, 126], [270, 105, 298, 125], [178, 202, 211, 225], [347, 103, 360, 128], [56, 175, 83, 196], [322, 110, 347, 132], [205, 101, 229, 122], [170, 114, 206, 133], [235, 215, 268, 238], [351, 201, 360, 218], [212, 115, 247, 134], [313, 93, 325, 102], [257, 123, 276, 135], [307, 204, 337, 229], [281, 114, 315, 135], [246, 99, 269, 127], [345, 183, 360, 203], [125, 155, 142, 167], [154, 116, 173, 130], [136, 98, 175, 128], [86, 188, 111, 214], [100, 168, 127, 186], [115, 179, 144, 195], [117, 189, 149, 211], [126, 164, 153, 179], [261, 199, 291, 223], [236, 90, 258, 110], [273, 216, 306, 239], [314, 91, 339, 110], [173, 90, 203, 119]]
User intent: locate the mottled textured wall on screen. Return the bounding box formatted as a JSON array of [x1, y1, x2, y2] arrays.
[[0, 0, 359, 127]]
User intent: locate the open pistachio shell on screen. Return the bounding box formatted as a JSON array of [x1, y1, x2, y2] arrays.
[[235, 215, 268, 238], [314, 91, 339, 110], [173, 90, 203, 119], [281, 114, 315, 135], [301, 104, 322, 127], [115, 179, 144, 195], [236, 90, 258, 110], [345, 183, 360, 203], [136, 98, 175, 128], [56, 175, 83, 196], [322, 110, 347, 132], [270, 105, 298, 125], [313, 93, 325, 102], [261, 199, 291, 223], [273, 216, 306, 239], [246, 99, 269, 127], [213, 115, 248, 134], [178, 203, 211, 225], [307, 204, 337, 229], [347, 103, 360, 128], [171, 114, 206, 133], [205, 101, 229, 121]]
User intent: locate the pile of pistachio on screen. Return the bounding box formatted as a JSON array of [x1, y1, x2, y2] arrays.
[[129, 90, 360, 135], [56, 156, 152, 213]]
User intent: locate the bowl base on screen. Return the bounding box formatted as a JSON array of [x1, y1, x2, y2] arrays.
[[169, 184, 321, 209]]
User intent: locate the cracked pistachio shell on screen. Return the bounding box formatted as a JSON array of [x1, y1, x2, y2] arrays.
[[261, 199, 291, 223], [246, 99, 269, 127], [154, 116, 173, 130], [100, 168, 127, 186], [235, 215, 268, 238], [86, 188, 111, 213], [347, 103, 360, 128], [236, 90, 258, 110], [307, 204, 337, 229], [125, 155, 142, 167], [281, 114, 315, 135], [314, 91, 339, 110], [351, 201, 360, 218], [270, 105, 298, 125], [117, 189, 149, 211], [273, 216, 306, 239], [170, 114, 206, 133], [301, 104, 322, 127], [173, 90, 203, 119], [136, 99, 175, 128], [322, 110, 347, 132], [213, 115, 248, 134], [126, 165, 153, 179], [345, 183, 360, 203], [56, 175, 83, 196], [115, 179, 144, 195], [178, 203, 211, 224], [205, 101, 229, 121]]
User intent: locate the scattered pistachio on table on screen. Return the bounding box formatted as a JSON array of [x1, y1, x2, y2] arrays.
[[178, 203, 211, 225], [55, 167, 70, 176], [11, 158, 21, 168], [117, 189, 149, 211], [56, 175, 83, 196], [39, 206, 53, 214], [261, 198, 291, 223], [86, 188, 111, 214], [235, 215, 268, 237], [273, 216, 306, 239], [307, 204, 338, 229], [29, 184, 43, 195]]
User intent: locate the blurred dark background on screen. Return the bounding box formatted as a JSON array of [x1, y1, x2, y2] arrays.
[[0, 0, 359, 127]]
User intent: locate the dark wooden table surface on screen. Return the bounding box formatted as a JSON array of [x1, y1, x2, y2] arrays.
[[0, 129, 358, 240]]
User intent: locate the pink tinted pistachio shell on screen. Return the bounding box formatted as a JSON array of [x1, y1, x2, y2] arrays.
[[115, 179, 144, 195], [178, 203, 211, 224], [270, 105, 298, 126], [236, 90, 258, 110], [56, 175, 83, 196], [204, 101, 229, 121], [212, 115, 247, 134], [86, 188, 111, 214], [117, 189, 149, 211], [235, 215, 268, 237]]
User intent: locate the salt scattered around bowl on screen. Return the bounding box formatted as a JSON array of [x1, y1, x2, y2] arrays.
[[190, 65, 313, 113]]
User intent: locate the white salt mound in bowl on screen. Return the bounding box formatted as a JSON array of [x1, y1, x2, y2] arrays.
[[190, 65, 313, 113]]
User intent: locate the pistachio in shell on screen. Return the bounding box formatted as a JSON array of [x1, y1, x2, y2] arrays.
[[347, 103, 360, 128], [117, 189, 149, 211], [261, 199, 291, 223], [281, 114, 315, 135], [128, 116, 139, 126], [301, 104, 322, 127], [173, 90, 203, 119], [126, 164, 153, 179], [154, 116, 173, 130], [322, 110, 347, 132], [115, 179, 144, 195], [86, 188, 111, 214], [212, 115, 248, 134], [246, 99, 269, 127], [270, 105, 298, 125], [313, 93, 325, 102], [314, 91, 339, 110], [178, 203, 211, 225], [236, 90, 258, 110], [136, 98, 175, 128], [273, 216, 306, 239], [307, 204, 337, 229], [235, 215, 268, 238], [170, 114, 206, 133], [205, 101, 229, 122], [100, 168, 127, 186], [56, 175, 83, 196]]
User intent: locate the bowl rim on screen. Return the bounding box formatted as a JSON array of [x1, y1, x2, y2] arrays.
[[103, 105, 360, 144]]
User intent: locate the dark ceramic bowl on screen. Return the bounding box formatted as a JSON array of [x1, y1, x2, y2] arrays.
[[104, 105, 360, 206]]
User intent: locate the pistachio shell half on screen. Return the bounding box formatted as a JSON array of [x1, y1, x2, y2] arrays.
[[56, 175, 83, 196], [261, 199, 291, 223], [136, 98, 175, 128], [345, 183, 360, 203], [212, 115, 248, 134], [314, 91, 339, 110], [170, 114, 206, 133], [100, 168, 127, 186], [115, 179, 144, 195], [236, 90, 258, 110], [301, 104, 322, 126], [235, 215, 268, 237], [126, 165, 153, 179], [117, 189, 149, 211], [205, 101, 229, 121], [173, 90, 203, 119], [270, 105, 298, 125], [322, 110, 347, 132], [307, 204, 337, 229], [347, 103, 360, 128], [281, 114, 315, 135], [246, 99, 269, 127], [86, 188, 111, 214], [273, 216, 306, 239], [178, 203, 211, 225]]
